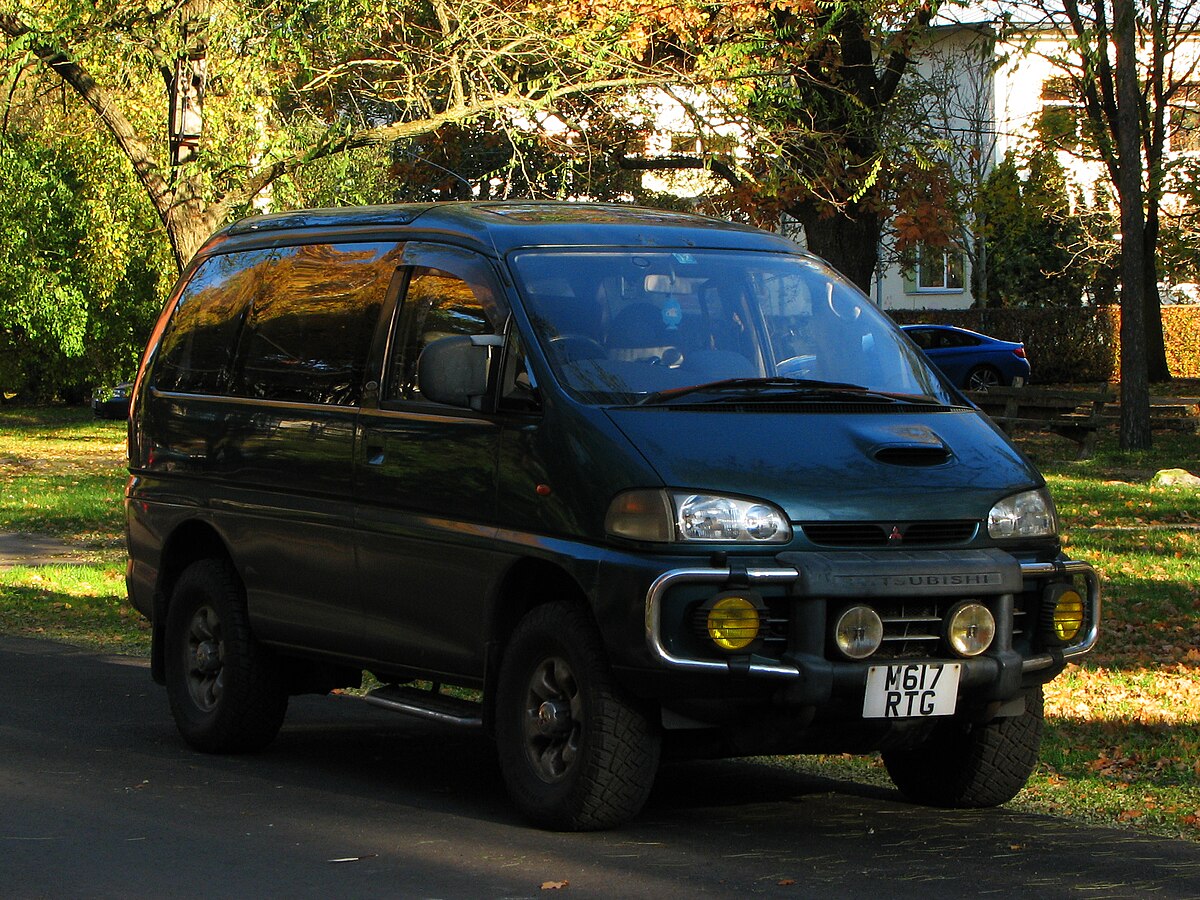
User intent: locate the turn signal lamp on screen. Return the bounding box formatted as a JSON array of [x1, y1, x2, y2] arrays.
[[705, 594, 761, 651]]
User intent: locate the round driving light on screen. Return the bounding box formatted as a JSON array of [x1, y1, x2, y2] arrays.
[[833, 605, 883, 660], [1052, 588, 1084, 642], [946, 602, 996, 657], [706, 595, 761, 651]]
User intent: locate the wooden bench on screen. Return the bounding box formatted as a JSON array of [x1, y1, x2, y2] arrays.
[[965, 384, 1113, 460], [1103, 396, 1200, 433]]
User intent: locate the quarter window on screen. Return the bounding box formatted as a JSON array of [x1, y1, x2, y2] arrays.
[[153, 251, 269, 394], [232, 243, 400, 405]]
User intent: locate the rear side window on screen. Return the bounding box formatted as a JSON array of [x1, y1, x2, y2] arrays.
[[232, 243, 401, 406], [153, 251, 268, 394]]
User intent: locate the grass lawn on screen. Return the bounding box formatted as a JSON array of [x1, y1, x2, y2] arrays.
[[0, 408, 146, 652], [2, 398, 1199, 839]]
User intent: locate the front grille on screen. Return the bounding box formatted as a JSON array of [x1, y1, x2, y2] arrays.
[[801, 520, 978, 548], [871, 599, 949, 659]]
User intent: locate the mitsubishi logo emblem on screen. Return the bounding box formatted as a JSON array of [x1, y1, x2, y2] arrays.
[[888, 525, 904, 543]]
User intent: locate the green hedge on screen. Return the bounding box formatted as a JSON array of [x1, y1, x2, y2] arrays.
[[888, 306, 1200, 384]]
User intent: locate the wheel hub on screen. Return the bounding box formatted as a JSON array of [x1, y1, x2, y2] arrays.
[[192, 639, 221, 674], [535, 699, 572, 737]]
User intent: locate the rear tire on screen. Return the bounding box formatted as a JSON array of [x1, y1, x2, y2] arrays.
[[164, 559, 288, 753], [966, 365, 1003, 391], [495, 602, 661, 830], [882, 686, 1043, 808]]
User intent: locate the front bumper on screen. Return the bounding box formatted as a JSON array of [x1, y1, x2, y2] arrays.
[[645, 549, 1100, 686]]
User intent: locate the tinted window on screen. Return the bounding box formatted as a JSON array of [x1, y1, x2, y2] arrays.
[[942, 331, 981, 349], [385, 267, 501, 402], [907, 328, 934, 350], [153, 251, 268, 394], [232, 243, 400, 405]]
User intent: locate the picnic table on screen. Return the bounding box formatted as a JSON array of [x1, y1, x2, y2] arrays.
[[965, 384, 1113, 460]]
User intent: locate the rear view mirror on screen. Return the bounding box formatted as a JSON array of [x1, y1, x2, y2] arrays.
[[417, 334, 503, 410]]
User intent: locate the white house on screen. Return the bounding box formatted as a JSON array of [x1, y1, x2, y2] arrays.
[[632, 15, 1198, 311], [877, 16, 1199, 310]]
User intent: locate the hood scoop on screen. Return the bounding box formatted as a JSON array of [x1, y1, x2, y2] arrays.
[[868, 424, 953, 467]]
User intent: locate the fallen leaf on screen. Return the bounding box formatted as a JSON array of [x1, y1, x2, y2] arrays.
[[541, 881, 569, 891]]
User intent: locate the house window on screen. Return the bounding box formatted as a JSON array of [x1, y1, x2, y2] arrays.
[[1038, 76, 1083, 151], [917, 245, 965, 292], [1171, 84, 1200, 153], [668, 133, 737, 155]]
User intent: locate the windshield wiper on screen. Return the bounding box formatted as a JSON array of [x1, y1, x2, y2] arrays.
[[635, 377, 944, 407]]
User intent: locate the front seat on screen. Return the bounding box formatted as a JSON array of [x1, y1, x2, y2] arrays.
[[607, 303, 681, 364]]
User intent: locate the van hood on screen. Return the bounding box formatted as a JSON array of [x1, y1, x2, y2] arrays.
[[603, 407, 1041, 522]]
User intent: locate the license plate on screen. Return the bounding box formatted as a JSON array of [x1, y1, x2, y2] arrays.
[[863, 662, 961, 719]]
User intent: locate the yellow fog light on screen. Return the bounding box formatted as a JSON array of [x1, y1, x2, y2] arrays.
[[945, 601, 996, 657], [833, 605, 883, 660], [706, 594, 761, 651], [1049, 586, 1085, 643]]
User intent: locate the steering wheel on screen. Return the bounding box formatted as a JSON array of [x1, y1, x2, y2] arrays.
[[548, 333, 607, 361], [641, 347, 685, 368]]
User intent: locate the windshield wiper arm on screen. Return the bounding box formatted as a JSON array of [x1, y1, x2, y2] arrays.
[[635, 377, 940, 407]]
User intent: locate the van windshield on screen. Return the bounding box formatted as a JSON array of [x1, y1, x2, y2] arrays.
[[510, 249, 955, 406]]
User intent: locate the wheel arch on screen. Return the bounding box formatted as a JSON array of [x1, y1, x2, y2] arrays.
[[965, 363, 1003, 389], [482, 557, 594, 733], [150, 520, 238, 684]]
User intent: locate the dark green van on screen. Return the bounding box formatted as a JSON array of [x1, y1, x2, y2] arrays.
[[126, 202, 1099, 830]]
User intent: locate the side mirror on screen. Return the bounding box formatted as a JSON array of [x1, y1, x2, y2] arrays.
[[417, 334, 503, 410]]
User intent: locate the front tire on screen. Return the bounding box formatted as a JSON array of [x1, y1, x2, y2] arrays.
[[164, 559, 288, 753], [495, 602, 661, 830], [882, 686, 1044, 808]]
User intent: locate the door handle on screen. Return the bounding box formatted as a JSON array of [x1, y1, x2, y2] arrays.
[[365, 438, 386, 466]]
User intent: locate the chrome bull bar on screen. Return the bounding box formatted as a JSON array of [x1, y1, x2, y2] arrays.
[[644, 558, 1101, 676]]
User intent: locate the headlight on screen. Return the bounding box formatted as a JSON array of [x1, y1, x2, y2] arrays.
[[987, 488, 1057, 539], [605, 490, 792, 544]]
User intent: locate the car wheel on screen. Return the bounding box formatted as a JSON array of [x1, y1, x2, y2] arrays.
[[882, 685, 1043, 808], [966, 365, 1003, 391], [495, 602, 661, 830], [164, 559, 288, 753]]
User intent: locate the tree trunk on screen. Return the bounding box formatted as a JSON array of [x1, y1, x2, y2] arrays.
[[1113, 0, 1151, 450], [790, 202, 881, 294], [1141, 208, 1171, 382]]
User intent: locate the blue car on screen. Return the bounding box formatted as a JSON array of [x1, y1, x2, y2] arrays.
[[901, 324, 1031, 390]]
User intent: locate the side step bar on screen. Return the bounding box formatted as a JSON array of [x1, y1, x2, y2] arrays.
[[363, 684, 483, 727]]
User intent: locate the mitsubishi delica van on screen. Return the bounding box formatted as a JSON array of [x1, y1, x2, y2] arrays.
[[125, 202, 1100, 830]]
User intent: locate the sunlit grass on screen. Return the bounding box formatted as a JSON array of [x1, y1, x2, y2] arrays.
[[0, 563, 150, 653], [0, 409, 126, 542]]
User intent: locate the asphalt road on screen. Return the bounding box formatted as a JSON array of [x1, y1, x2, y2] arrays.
[[3, 635, 1200, 900]]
